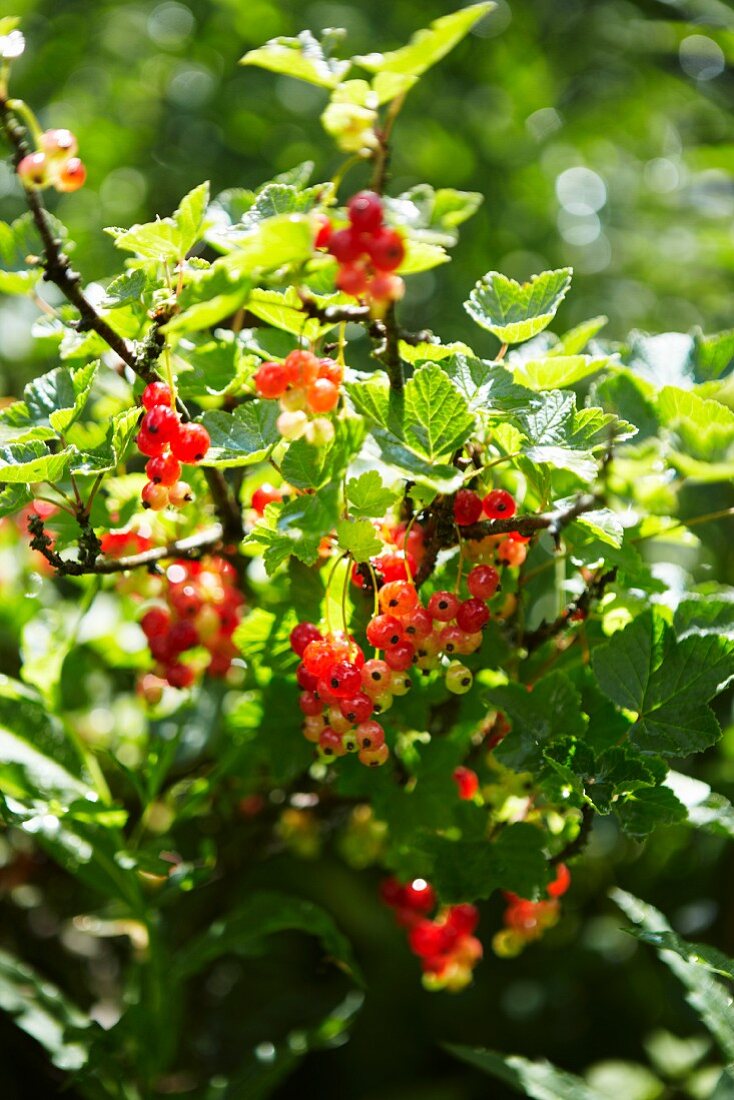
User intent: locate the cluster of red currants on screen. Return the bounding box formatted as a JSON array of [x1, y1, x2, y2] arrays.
[[365, 565, 499, 693], [316, 190, 405, 310], [380, 876, 482, 992], [17, 128, 86, 193], [138, 555, 243, 695], [135, 382, 210, 512], [254, 350, 343, 445], [290, 622, 393, 767], [492, 863, 571, 957], [351, 519, 426, 589], [454, 487, 530, 569]]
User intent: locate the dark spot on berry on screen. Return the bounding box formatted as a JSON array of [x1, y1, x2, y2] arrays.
[[462, 677, 471, 687], [371, 671, 380, 681]]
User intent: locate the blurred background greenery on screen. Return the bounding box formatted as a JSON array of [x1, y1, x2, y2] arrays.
[[1, 1, 734, 1098]]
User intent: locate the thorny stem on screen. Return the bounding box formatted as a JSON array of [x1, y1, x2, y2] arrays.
[[0, 96, 243, 546]]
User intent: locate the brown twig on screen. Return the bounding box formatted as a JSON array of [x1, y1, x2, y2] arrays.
[[28, 514, 224, 576], [0, 97, 243, 546], [521, 567, 617, 654], [550, 802, 594, 866]]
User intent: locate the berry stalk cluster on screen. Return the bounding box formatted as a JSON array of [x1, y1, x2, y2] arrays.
[[254, 351, 343, 444], [136, 382, 211, 511], [17, 126, 86, 193], [492, 863, 571, 957], [316, 190, 405, 312]]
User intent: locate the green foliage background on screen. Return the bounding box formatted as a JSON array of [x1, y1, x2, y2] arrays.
[[1, 2, 734, 1098]]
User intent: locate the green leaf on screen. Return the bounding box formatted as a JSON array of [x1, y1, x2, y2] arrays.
[[346, 470, 399, 517], [488, 672, 588, 769], [200, 402, 279, 467], [440, 354, 536, 413], [403, 364, 475, 459], [243, 287, 333, 340], [0, 215, 42, 295], [592, 610, 734, 756], [0, 441, 75, 483], [0, 483, 31, 518], [465, 268, 573, 345], [24, 361, 98, 435], [0, 949, 95, 1072], [574, 506, 625, 547], [336, 517, 383, 561], [630, 930, 734, 983], [612, 889, 734, 1062], [658, 386, 734, 464], [552, 315, 608, 355], [108, 218, 183, 262], [175, 180, 210, 254], [0, 675, 80, 776], [428, 822, 550, 904], [693, 327, 734, 381], [512, 354, 608, 391], [354, 3, 493, 78], [674, 594, 734, 640], [240, 28, 350, 88], [174, 890, 364, 985], [665, 771, 734, 840], [615, 784, 687, 837], [101, 267, 148, 308], [245, 490, 339, 574], [445, 1044, 605, 1100]]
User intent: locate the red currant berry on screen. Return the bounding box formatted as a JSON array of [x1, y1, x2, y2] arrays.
[[252, 483, 283, 515], [439, 625, 465, 655], [56, 157, 87, 193], [355, 720, 385, 750], [284, 349, 320, 388], [361, 659, 392, 694], [408, 920, 456, 959], [317, 357, 343, 385], [367, 227, 405, 272], [166, 662, 195, 689], [141, 406, 179, 444], [254, 361, 288, 399], [168, 583, 202, 618], [445, 661, 473, 695], [446, 903, 479, 936], [453, 488, 483, 526], [328, 227, 364, 264], [453, 766, 479, 800], [427, 591, 460, 622], [336, 261, 369, 296], [456, 598, 490, 633], [547, 862, 571, 899], [146, 453, 180, 488], [299, 691, 323, 717], [170, 423, 210, 464], [378, 580, 418, 617], [347, 190, 383, 232], [319, 727, 346, 759], [483, 489, 516, 520], [17, 152, 49, 189], [136, 429, 166, 457], [402, 879, 436, 913], [167, 619, 199, 654], [366, 615, 404, 649], [467, 564, 500, 600], [140, 607, 171, 638], [142, 381, 173, 410], [39, 128, 78, 158], [374, 552, 412, 583], [306, 378, 340, 414], [168, 481, 194, 507], [380, 877, 404, 907], [296, 663, 318, 691], [358, 742, 390, 767], [324, 660, 362, 698], [290, 622, 323, 657], [302, 639, 337, 678], [141, 481, 168, 511], [314, 214, 333, 249], [383, 641, 415, 671], [402, 606, 433, 641], [339, 692, 374, 724]]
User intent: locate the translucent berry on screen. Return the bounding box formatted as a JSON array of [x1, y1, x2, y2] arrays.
[[56, 157, 87, 193], [324, 660, 362, 698], [402, 606, 433, 641], [17, 152, 49, 189], [427, 591, 460, 622], [319, 727, 346, 759], [168, 481, 194, 506], [252, 483, 283, 515], [439, 625, 465, 655], [254, 361, 288, 399], [358, 742, 390, 767], [136, 429, 166, 458], [355, 720, 385, 750], [547, 862, 571, 899], [299, 691, 323, 717], [171, 422, 210, 463], [339, 692, 374, 724], [141, 481, 168, 511], [142, 381, 173, 410], [483, 489, 516, 520], [328, 227, 363, 264], [290, 622, 322, 657], [317, 357, 343, 385], [402, 879, 436, 913], [39, 128, 78, 158], [453, 766, 479, 800], [303, 639, 338, 678], [390, 671, 412, 696], [140, 606, 171, 638], [166, 662, 195, 689], [409, 920, 456, 959], [342, 730, 359, 753], [167, 619, 199, 654], [383, 641, 415, 671], [284, 349, 320, 387], [305, 417, 335, 446], [366, 614, 404, 649], [314, 214, 333, 249], [141, 405, 179, 444], [371, 690, 393, 715], [367, 227, 405, 272], [306, 378, 340, 414], [379, 580, 418, 616], [277, 409, 308, 440], [326, 706, 353, 735], [445, 661, 473, 695], [453, 489, 483, 526], [446, 903, 479, 936], [336, 261, 369, 296], [361, 659, 392, 694], [456, 598, 490, 633], [467, 564, 500, 600], [347, 190, 383, 232]]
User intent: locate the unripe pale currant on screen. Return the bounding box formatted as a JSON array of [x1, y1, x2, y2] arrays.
[[445, 661, 473, 694]]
